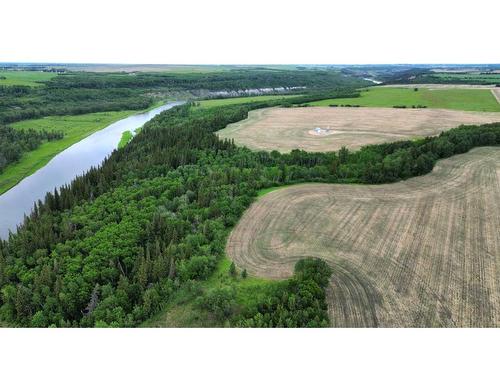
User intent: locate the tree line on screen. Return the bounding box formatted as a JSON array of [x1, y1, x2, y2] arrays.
[[0, 127, 63, 172], [0, 69, 367, 126], [197, 258, 332, 328], [0, 86, 153, 125], [45, 69, 368, 91]]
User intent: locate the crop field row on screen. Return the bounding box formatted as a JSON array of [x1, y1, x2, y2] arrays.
[[226, 147, 500, 327], [307, 87, 500, 112], [217, 106, 500, 153]]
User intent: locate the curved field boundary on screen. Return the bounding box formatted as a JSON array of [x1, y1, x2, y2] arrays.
[[216, 107, 500, 153], [226, 147, 500, 327]]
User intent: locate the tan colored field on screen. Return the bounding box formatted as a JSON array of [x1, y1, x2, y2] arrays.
[[226, 147, 500, 327], [217, 107, 500, 152], [492, 88, 500, 104]]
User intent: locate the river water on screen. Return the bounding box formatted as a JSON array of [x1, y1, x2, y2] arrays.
[[0, 101, 183, 239]]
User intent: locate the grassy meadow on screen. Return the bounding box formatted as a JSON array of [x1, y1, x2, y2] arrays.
[[0, 71, 57, 86], [118, 130, 134, 149], [308, 87, 500, 112]]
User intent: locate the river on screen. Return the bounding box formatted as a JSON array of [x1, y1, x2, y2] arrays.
[[0, 101, 183, 239]]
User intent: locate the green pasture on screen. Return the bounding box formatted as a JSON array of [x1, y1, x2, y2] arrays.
[[308, 87, 500, 112]]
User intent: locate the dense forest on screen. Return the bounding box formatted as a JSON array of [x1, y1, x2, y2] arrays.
[[45, 69, 368, 90], [0, 69, 367, 125], [0, 85, 153, 125], [0, 127, 63, 172], [0, 90, 498, 327]]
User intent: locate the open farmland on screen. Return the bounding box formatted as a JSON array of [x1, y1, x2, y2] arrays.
[[0, 71, 57, 86], [217, 106, 500, 152], [60, 64, 233, 73], [226, 147, 500, 327], [307, 87, 500, 112], [384, 84, 499, 89]]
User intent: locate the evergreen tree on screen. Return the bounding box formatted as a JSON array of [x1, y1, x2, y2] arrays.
[[229, 262, 237, 277]]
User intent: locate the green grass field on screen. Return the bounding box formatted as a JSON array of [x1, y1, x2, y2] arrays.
[[0, 110, 137, 194], [0, 71, 57, 86], [196, 94, 301, 108], [143, 256, 279, 327], [257, 186, 285, 197], [308, 87, 500, 112], [257, 183, 328, 197], [118, 130, 134, 149]]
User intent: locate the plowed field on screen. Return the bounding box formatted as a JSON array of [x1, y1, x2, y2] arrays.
[[226, 147, 500, 327]]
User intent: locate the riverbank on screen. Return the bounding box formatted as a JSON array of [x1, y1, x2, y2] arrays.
[[0, 102, 164, 195], [0, 102, 181, 239]]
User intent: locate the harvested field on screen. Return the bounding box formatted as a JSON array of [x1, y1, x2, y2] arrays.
[[217, 107, 500, 152], [226, 147, 500, 327]]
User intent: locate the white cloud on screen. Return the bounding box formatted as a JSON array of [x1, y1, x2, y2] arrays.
[[1, 0, 499, 64]]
